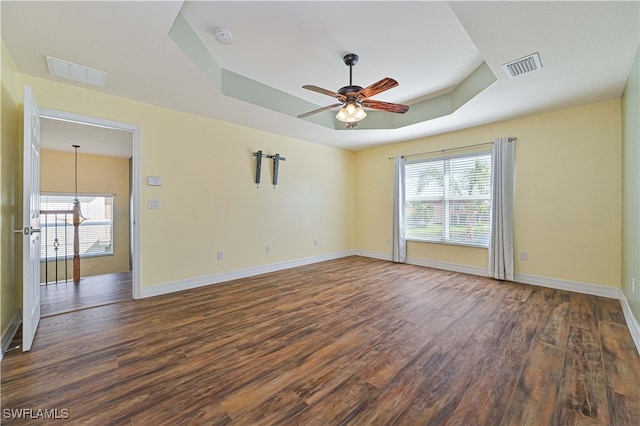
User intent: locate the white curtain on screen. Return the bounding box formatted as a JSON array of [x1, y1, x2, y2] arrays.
[[392, 155, 407, 263], [488, 137, 516, 280]]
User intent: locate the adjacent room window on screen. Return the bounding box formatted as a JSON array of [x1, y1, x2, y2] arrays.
[[405, 152, 492, 247], [40, 194, 114, 259]]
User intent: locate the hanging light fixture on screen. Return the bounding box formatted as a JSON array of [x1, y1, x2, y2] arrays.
[[71, 144, 87, 225], [336, 99, 367, 123], [69, 145, 87, 284]]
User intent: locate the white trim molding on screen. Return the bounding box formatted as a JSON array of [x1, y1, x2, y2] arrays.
[[139, 250, 357, 298], [354, 249, 490, 277], [355, 250, 621, 299], [354, 250, 391, 262], [1, 310, 22, 362], [408, 256, 489, 278], [513, 272, 620, 299], [620, 290, 640, 355], [353, 251, 491, 278], [39, 108, 142, 301]]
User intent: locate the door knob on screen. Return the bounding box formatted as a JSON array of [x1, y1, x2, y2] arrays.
[[13, 227, 40, 235]]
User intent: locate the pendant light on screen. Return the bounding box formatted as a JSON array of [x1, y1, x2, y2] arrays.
[[71, 144, 87, 224]]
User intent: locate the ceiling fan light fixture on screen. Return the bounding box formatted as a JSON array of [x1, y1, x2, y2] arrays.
[[336, 101, 366, 123], [299, 53, 407, 124]]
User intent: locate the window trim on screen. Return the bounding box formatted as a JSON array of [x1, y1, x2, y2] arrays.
[[404, 150, 492, 248], [40, 192, 116, 261]]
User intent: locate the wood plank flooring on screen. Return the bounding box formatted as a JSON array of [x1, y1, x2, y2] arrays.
[[40, 271, 132, 317], [2, 256, 639, 425]]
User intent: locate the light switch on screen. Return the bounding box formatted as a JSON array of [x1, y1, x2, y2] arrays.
[[147, 176, 163, 186]]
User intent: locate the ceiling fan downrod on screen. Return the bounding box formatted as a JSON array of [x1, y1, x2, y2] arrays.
[[339, 54, 363, 96], [344, 53, 358, 86]]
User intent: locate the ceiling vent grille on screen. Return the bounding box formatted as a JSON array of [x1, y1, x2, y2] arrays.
[[46, 56, 107, 87], [502, 53, 542, 79]]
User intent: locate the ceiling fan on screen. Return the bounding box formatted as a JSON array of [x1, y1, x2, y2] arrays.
[[298, 54, 409, 128]]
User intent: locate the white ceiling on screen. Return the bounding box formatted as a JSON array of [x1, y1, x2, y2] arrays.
[[2, 1, 639, 153], [40, 117, 133, 159]]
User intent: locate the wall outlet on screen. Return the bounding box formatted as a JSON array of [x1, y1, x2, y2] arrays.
[[217, 250, 224, 260], [519, 251, 528, 261], [313, 239, 319, 247], [633, 278, 636, 294], [265, 245, 271, 254], [148, 199, 161, 209], [386, 239, 391, 246]]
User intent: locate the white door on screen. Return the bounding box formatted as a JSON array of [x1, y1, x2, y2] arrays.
[[22, 85, 41, 352]]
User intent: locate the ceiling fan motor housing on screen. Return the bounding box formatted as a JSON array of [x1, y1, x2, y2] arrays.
[[338, 85, 364, 96]]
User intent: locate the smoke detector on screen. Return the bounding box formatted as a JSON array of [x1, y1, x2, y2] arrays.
[[215, 28, 233, 45], [502, 52, 542, 79]]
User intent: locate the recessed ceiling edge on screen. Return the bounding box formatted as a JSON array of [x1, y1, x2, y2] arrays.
[[169, 14, 497, 131]]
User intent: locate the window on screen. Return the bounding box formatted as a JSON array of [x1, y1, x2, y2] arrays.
[[40, 194, 114, 260], [405, 152, 492, 247]]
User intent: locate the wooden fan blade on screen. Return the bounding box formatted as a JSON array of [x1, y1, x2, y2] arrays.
[[360, 99, 409, 114], [302, 85, 347, 101], [357, 78, 399, 99], [298, 103, 343, 119]]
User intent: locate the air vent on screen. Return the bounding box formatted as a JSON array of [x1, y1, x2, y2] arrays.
[[502, 52, 542, 79], [46, 56, 107, 87]]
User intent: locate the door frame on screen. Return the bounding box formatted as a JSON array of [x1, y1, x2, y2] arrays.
[[39, 108, 142, 299]]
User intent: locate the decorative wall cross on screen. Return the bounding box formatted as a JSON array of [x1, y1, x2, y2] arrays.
[[252, 150, 286, 188]]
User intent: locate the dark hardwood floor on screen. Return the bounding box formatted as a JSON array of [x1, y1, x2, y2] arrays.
[[2, 256, 639, 425], [40, 271, 132, 317]]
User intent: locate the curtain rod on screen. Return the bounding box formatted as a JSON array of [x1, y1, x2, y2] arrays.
[[387, 137, 516, 160]]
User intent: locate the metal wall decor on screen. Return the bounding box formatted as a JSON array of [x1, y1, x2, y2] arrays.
[[252, 150, 286, 188]]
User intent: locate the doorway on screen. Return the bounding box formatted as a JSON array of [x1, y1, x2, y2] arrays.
[[38, 109, 141, 313]]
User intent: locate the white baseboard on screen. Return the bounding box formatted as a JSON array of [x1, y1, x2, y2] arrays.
[[352, 250, 490, 277], [1, 310, 22, 362], [353, 249, 391, 262], [619, 291, 640, 355], [408, 256, 489, 277], [354, 250, 620, 299], [514, 272, 621, 299], [139, 250, 357, 298]]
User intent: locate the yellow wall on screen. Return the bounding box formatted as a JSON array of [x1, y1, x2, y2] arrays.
[[0, 39, 630, 345], [18, 74, 356, 288], [0, 40, 22, 340], [622, 45, 640, 323], [39, 150, 131, 280], [355, 100, 622, 288], [21, 70, 624, 292]]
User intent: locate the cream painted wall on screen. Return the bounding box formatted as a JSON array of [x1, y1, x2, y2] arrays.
[[39, 150, 131, 280], [0, 40, 22, 339], [622, 46, 640, 324], [1, 32, 636, 353], [18, 74, 355, 288], [355, 100, 622, 288]]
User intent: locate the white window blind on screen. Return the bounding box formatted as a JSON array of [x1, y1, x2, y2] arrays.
[[405, 152, 492, 247], [40, 194, 114, 259]]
